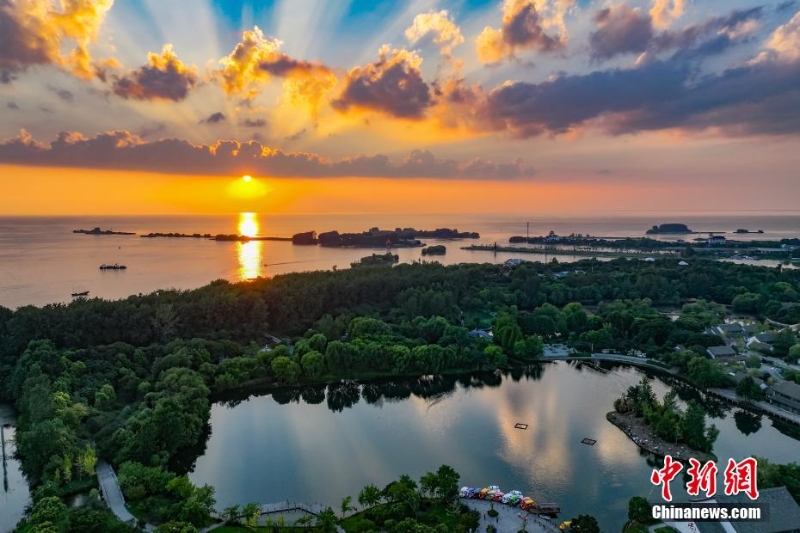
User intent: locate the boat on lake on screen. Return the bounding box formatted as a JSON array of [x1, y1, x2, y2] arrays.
[[99, 263, 127, 270]]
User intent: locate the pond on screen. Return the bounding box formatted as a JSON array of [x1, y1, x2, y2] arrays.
[[1, 404, 31, 533], [189, 362, 800, 531]]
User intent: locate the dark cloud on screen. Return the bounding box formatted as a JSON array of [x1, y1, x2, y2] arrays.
[[7, 101, 19, 110], [478, 53, 800, 137], [240, 118, 267, 128], [590, 6, 654, 61], [113, 45, 197, 102], [777, 1, 796, 12], [200, 112, 226, 124], [589, 6, 764, 62], [285, 128, 307, 142], [47, 84, 75, 102], [332, 46, 432, 119], [476, 0, 565, 64], [0, 130, 533, 179]]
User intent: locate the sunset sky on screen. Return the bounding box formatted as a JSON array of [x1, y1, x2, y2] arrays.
[[2, 0, 800, 214]]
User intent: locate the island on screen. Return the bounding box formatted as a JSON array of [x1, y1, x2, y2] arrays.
[[350, 252, 399, 267], [73, 227, 135, 235], [291, 227, 478, 248], [421, 245, 447, 255], [646, 223, 692, 234]]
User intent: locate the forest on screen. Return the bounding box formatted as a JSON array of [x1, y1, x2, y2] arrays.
[[2, 258, 800, 531]]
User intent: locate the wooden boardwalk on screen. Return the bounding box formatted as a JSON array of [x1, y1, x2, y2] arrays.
[[256, 500, 337, 517]]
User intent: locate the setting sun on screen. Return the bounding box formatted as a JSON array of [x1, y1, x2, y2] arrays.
[[243, 175, 252, 183]]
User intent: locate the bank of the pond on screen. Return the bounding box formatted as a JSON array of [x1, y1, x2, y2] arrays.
[[606, 412, 716, 463]]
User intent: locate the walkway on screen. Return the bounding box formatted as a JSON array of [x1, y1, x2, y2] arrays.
[[96, 461, 137, 525], [463, 499, 562, 533], [708, 388, 800, 425]]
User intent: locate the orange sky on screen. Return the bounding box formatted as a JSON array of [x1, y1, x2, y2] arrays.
[[4, 164, 799, 216]]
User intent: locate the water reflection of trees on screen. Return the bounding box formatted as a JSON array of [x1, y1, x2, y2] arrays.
[[733, 410, 762, 436]]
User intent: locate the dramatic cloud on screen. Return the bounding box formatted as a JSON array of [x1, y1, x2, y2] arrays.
[[0, 0, 113, 82], [0, 129, 534, 179], [332, 45, 432, 119], [200, 112, 226, 124], [650, 0, 685, 29], [590, 5, 653, 61], [47, 85, 75, 103], [589, 6, 764, 62], [405, 10, 465, 54], [216, 26, 335, 102], [477, 48, 800, 137], [476, 0, 569, 64], [112, 45, 198, 102]]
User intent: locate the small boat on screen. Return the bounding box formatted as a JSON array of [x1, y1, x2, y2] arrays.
[[71, 290, 89, 298], [99, 263, 127, 270]]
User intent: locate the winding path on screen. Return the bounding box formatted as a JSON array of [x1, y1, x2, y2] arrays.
[[96, 461, 156, 532]]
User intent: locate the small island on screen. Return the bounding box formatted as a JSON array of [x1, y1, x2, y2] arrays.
[[73, 227, 135, 235], [646, 223, 692, 234], [350, 252, 399, 267], [608, 376, 717, 462], [421, 245, 447, 256]]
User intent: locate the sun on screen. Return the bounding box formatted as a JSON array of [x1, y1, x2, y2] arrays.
[[242, 175, 252, 182]]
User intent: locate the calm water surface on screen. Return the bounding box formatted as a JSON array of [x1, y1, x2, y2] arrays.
[[189, 363, 800, 532], [1, 213, 799, 309], [0, 405, 29, 533]]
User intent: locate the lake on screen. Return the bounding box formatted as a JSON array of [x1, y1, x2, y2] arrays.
[[2, 213, 799, 309], [1, 405, 30, 533], [189, 362, 800, 532]]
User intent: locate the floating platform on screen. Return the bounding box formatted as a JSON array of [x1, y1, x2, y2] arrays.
[[581, 438, 597, 445], [515, 423, 529, 430]]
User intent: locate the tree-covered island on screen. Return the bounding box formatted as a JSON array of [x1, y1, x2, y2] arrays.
[[2, 257, 800, 531]]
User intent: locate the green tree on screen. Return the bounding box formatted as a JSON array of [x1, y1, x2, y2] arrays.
[[78, 445, 97, 479], [301, 350, 325, 379], [570, 514, 600, 533], [435, 464, 460, 504], [736, 376, 764, 401], [222, 504, 240, 524], [316, 507, 338, 533], [340, 495, 355, 519], [787, 344, 800, 364], [358, 483, 382, 509], [271, 356, 301, 384], [153, 523, 197, 533], [627, 496, 652, 524], [745, 355, 762, 369]]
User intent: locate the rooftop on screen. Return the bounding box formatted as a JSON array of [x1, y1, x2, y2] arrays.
[[707, 346, 737, 358], [770, 380, 800, 402]]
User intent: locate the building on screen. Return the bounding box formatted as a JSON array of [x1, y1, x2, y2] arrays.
[[468, 329, 493, 341], [767, 380, 800, 415], [693, 487, 800, 533], [707, 345, 737, 359], [707, 235, 727, 245], [713, 323, 745, 338]]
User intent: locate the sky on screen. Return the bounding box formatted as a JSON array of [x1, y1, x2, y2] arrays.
[[1, 0, 800, 215]]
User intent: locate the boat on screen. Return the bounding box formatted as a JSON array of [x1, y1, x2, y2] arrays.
[[502, 490, 523, 505], [71, 290, 89, 298], [520, 497, 536, 510], [99, 263, 127, 270], [559, 521, 572, 530]]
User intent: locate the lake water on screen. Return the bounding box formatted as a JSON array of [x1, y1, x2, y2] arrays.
[[0, 405, 29, 533], [189, 363, 800, 532], [1, 213, 799, 309]]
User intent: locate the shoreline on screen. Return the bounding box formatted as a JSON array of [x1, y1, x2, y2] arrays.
[[606, 411, 717, 463]]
